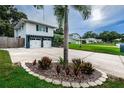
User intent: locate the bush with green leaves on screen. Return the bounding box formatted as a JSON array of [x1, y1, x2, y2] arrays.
[[72, 58, 94, 75], [38, 56, 52, 70], [53, 34, 63, 47], [72, 58, 82, 76], [58, 57, 66, 69]]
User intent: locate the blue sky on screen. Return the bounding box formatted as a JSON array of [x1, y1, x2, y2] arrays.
[[16, 5, 124, 36]]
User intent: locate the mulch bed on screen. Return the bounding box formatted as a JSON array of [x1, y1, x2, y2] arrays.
[[26, 63, 102, 83]]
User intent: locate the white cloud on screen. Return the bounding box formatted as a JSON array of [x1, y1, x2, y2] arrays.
[[83, 5, 124, 31]]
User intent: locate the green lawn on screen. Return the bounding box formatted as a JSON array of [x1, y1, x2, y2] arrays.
[[0, 50, 63, 88], [69, 43, 124, 56], [0, 50, 124, 88]]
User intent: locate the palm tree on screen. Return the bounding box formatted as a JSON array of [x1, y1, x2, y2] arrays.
[[34, 5, 91, 67]]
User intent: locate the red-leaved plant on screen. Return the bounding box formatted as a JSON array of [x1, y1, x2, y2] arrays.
[[32, 59, 36, 65], [65, 67, 70, 76], [38, 56, 52, 70], [56, 65, 61, 75]]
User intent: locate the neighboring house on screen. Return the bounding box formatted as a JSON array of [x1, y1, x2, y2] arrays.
[[69, 33, 102, 44], [14, 19, 57, 48], [69, 33, 81, 44], [84, 38, 102, 43]]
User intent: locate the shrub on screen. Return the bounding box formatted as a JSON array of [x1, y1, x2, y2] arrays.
[[73, 65, 80, 77], [65, 67, 70, 76], [72, 58, 82, 68], [53, 34, 63, 47], [80, 62, 94, 75], [56, 65, 61, 75], [58, 57, 66, 69], [38, 56, 52, 70]]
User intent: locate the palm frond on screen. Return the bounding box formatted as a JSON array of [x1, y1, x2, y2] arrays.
[[72, 5, 91, 20], [34, 5, 44, 9], [54, 5, 65, 28]]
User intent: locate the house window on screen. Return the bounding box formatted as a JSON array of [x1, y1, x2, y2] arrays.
[[36, 25, 47, 32], [46, 27, 48, 32]]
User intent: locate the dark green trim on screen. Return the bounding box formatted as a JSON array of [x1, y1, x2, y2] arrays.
[[46, 27, 48, 32], [26, 35, 30, 48], [36, 25, 38, 31], [51, 37, 53, 47], [41, 38, 43, 47]]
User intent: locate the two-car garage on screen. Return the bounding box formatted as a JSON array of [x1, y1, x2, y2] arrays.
[[27, 35, 52, 48], [30, 39, 51, 48]]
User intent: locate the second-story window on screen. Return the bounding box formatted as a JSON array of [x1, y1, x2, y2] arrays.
[[36, 24, 47, 32]]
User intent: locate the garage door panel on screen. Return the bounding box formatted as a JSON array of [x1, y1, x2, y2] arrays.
[[30, 40, 41, 48], [43, 40, 51, 48]]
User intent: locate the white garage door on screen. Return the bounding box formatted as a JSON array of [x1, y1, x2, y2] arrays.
[[30, 40, 41, 48], [43, 40, 51, 48]]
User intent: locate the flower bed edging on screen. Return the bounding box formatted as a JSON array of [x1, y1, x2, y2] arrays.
[[94, 80, 103, 85], [71, 82, 81, 88], [62, 81, 71, 87], [21, 62, 108, 88], [80, 83, 89, 88]]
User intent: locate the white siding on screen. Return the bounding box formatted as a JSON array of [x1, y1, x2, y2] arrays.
[[14, 24, 26, 47], [25, 23, 54, 37], [15, 24, 26, 38]]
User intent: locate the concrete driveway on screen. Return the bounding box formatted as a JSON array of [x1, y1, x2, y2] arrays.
[[3, 47, 124, 79]]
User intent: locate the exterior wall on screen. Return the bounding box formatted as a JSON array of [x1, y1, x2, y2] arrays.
[[14, 23, 26, 47], [25, 22, 54, 37], [14, 24, 26, 38]]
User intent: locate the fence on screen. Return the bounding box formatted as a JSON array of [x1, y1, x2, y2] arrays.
[[0, 37, 25, 48]]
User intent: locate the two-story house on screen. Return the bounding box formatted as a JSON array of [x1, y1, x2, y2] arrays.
[[14, 19, 57, 48]]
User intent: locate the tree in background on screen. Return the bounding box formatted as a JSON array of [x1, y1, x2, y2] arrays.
[[83, 31, 98, 39], [119, 33, 124, 42], [53, 28, 64, 47], [109, 31, 121, 42], [99, 31, 120, 42], [54, 28, 64, 35], [0, 5, 27, 37], [53, 34, 64, 47]]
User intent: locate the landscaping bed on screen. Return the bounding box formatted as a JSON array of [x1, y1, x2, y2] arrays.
[[26, 63, 102, 83], [22, 57, 108, 87]]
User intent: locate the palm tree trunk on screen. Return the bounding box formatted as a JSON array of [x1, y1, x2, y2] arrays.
[[64, 5, 69, 66]]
